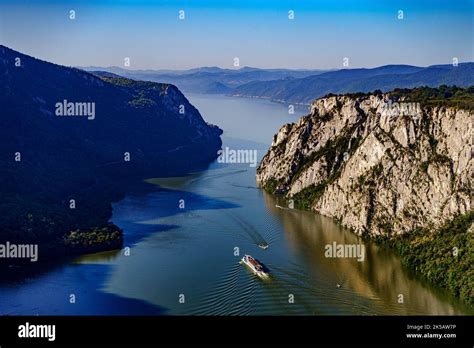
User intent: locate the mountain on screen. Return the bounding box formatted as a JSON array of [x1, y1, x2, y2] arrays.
[[79, 66, 328, 94], [256, 86, 473, 305], [202, 81, 234, 94], [0, 45, 222, 262], [233, 63, 474, 105], [88, 70, 124, 78]]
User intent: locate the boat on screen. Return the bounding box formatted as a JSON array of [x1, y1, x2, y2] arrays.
[[240, 254, 269, 278], [258, 243, 269, 250]]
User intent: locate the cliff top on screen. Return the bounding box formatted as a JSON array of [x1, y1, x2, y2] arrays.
[[320, 85, 474, 111]]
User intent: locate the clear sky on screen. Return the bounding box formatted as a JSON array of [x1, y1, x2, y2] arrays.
[[0, 0, 472, 69]]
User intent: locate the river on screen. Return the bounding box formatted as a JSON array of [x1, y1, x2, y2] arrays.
[[0, 94, 471, 315]]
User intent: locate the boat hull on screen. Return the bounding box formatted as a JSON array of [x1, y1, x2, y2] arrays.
[[241, 255, 269, 279]]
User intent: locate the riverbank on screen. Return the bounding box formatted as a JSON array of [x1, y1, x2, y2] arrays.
[[372, 211, 474, 307], [263, 187, 473, 308], [256, 87, 473, 307], [0, 46, 223, 272]]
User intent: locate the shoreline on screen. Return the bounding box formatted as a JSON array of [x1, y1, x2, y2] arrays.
[[260, 186, 474, 308]]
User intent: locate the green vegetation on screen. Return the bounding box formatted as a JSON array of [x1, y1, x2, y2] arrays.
[[374, 211, 474, 306], [103, 77, 169, 108], [64, 224, 123, 254], [323, 91, 369, 99], [262, 177, 280, 193], [389, 85, 474, 110], [357, 175, 365, 186], [288, 131, 363, 209], [417, 113, 454, 183], [128, 96, 156, 108], [324, 85, 474, 111], [291, 130, 362, 185], [262, 109, 366, 209], [291, 182, 328, 210], [102, 77, 171, 92]]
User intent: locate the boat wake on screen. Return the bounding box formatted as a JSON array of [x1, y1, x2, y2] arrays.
[[230, 214, 269, 247]]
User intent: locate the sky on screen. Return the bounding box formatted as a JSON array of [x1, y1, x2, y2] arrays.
[[0, 0, 473, 69]]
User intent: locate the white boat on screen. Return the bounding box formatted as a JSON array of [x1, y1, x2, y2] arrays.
[[240, 254, 269, 278], [258, 243, 269, 250]]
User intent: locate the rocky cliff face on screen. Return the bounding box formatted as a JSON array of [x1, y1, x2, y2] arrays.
[[257, 90, 472, 236]]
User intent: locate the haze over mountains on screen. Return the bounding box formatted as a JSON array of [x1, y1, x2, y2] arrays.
[[82, 66, 328, 95], [82, 63, 474, 105], [234, 63, 474, 105]]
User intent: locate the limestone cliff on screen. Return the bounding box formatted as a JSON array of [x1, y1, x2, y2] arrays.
[[257, 88, 473, 236]]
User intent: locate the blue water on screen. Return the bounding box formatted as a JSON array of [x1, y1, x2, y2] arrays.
[[0, 94, 470, 315]]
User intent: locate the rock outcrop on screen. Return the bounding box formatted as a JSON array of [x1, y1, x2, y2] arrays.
[[257, 88, 473, 236]]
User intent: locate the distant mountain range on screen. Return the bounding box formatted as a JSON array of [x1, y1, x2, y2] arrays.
[[233, 63, 474, 105], [82, 63, 474, 105], [80, 66, 329, 94], [0, 45, 222, 261]]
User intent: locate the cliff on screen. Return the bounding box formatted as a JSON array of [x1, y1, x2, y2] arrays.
[[257, 86, 474, 304], [257, 87, 472, 236]]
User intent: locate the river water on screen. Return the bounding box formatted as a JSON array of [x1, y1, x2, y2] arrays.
[[0, 94, 471, 315]]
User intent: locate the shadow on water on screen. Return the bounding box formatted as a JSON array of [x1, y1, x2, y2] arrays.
[[111, 185, 241, 246], [0, 171, 240, 279], [0, 168, 242, 315], [0, 262, 166, 315]]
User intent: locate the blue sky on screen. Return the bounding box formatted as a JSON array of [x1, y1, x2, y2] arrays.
[[0, 0, 472, 69]]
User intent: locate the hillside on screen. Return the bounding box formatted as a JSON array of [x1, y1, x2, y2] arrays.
[[233, 63, 474, 105], [80, 66, 327, 94], [0, 45, 222, 262]]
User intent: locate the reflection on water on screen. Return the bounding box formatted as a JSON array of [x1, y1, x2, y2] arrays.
[[74, 161, 471, 315], [263, 193, 471, 315], [0, 94, 471, 316]]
